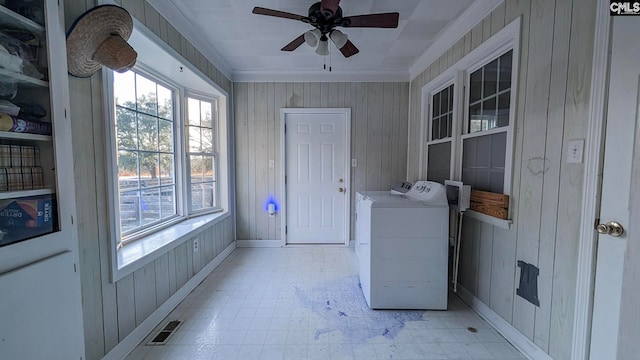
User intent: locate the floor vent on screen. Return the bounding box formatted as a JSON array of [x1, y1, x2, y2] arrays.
[[146, 320, 182, 345]]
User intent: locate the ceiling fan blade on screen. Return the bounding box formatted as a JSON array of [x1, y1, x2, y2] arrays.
[[281, 34, 306, 52], [342, 12, 400, 28], [339, 40, 359, 58], [252, 7, 305, 21], [321, 0, 340, 15]]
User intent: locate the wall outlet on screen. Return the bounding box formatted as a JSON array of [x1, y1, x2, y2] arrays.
[[567, 139, 585, 163], [193, 239, 199, 252]]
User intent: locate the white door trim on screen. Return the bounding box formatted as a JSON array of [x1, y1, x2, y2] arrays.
[[571, 1, 611, 359], [279, 108, 352, 247]]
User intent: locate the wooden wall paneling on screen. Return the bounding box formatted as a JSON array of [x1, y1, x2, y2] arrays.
[[133, 262, 157, 326], [122, 0, 145, 20], [116, 273, 136, 341], [490, 226, 517, 323], [247, 83, 257, 239], [185, 43, 197, 69], [535, 0, 572, 352], [398, 83, 409, 180], [453, 37, 464, 65], [202, 227, 212, 264], [154, 254, 171, 307], [354, 83, 368, 194], [471, 218, 483, 295], [380, 83, 394, 188], [179, 37, 188, 61], [366, 83, 384, 190], [407, 80, 419, 181], [310, 82, 322, 107], [477, 222, 495, 304], [491, 1, 507, 35], [327, 83, 339, 107], [294, 83, 305, 107], [513, 0, 555, 342], [274, 82, 286, 238], [440, 53, 448, 74], [471, 21, 484, 50], [483, 16, 492, 42], [267, 82, 276, 240], [459, 217, 477, 291], [320, 82, 329, 107], [70, 73, 105, 359], [254, 83, 269, 240], [158, 17, 168, 44], [143, 1, 161, 36], [166, 23, 181, 54], [187, 237, 195, 277], [463, 32, 472, 56], [175, 242, 189, 289], [391, 83, 401, 183], [91, 72, 120, 355], [503, 0, 531, 331], [549, 1, 595, 358], [168, 248, 177, 294], [234, 83, 249, 239], [214, 222, 222, 256]]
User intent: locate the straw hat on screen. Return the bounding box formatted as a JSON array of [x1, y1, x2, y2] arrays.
[[66, 5, 137, 77]]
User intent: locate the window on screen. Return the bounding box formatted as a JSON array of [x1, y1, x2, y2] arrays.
[[421, 19, 519, 199], [186, 96, 218, 213], [114, 71, 178, 239]]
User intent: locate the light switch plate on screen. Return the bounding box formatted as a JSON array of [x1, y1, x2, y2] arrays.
[[567, 139, 585, 163], [351, 159, 357, 167], [269, 160, 275, 168]]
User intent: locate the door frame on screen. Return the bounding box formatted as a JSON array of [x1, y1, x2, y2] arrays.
[[571, 1, 611, 359], [279, 108, 352, 247]]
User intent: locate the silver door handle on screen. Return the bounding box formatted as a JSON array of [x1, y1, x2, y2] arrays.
[[595, 221, 624, 237]]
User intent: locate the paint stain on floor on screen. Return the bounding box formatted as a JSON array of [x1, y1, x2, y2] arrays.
[[295, 275, 424, 344]]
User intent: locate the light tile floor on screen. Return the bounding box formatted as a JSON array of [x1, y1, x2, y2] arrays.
[[125, 247, 525, 360]]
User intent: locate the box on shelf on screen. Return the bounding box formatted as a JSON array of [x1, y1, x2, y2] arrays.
[[0, 144, 40, 167], [0, 166, 43, 190], [0, 195, 56, 247]]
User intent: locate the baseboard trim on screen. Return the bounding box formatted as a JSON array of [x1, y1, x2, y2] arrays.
[[457, 286, 553, 360], [102, 242, 236, 360], [236, 240, 283, 247]]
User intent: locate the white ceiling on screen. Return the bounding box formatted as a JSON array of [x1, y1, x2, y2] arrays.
[[151, 0, 495, 81]]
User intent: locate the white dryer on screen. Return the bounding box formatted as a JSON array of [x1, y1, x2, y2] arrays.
[[355, 181, 449, 309]]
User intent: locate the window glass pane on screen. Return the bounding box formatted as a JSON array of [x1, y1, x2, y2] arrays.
[[204, 156, 214, 182], [118, 150, 139, 191], [159, 154, 174, 186], [432, 92, 440, 117], [439, 115, 448, 139], [499, 50, 513, 91], [448, 85, 454, 112], [201, 101, 212, 128], [483, 58, 499, 97], [136, 74, 158, 116], [191, 183, 214, 212], [201, 128, 214, 153], [114, 72, 136, 109], [497, 91, 511, 127], [440, 86, 449, 115], [139, 152, 160, 188], [160, 186, 175, 220], [189, 126, 202, 153], [432, 118, 439, 140], [140, 188, 161, 226], [469, 69, 483, 103], [188, 98, 200, 126], [158, 119, 173, 152], [469, 103, 482, 133], [482, 97, 497, 130], [138, 114, 158, 151], [116, 108, 138, 150], [157, 84, 173, 120], [120, 190, 140, 233], [190, 155, 204, 181]]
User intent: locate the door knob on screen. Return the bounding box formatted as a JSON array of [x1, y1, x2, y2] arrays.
[[338, 188, 345, 193], [595, 221, 624, 237]]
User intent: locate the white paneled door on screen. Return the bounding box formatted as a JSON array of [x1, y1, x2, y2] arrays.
[[589, 16, 637, 359], [284, 109, 350, 244]]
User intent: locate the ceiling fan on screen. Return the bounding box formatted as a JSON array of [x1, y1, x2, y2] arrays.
[[252, 0, 399, 58]]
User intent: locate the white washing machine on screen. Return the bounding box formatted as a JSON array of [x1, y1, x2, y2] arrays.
[[355, 181, 449, 309]]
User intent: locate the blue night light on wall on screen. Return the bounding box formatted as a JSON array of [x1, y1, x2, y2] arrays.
[[264, 196, 279, 217]]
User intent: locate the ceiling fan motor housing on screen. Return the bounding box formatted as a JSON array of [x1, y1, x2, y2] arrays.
[[306, 2, 350, 35]]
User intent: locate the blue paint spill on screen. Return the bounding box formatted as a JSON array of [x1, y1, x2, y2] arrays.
[[295, 275, 424, 344]]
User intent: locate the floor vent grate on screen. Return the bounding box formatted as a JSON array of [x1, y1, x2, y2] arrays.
[[146, 320, 183, 345]]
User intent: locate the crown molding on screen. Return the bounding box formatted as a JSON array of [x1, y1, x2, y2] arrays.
[[408, 0, 504, 80], [233, 70, 410, 83], [147, 0, 233, 79]]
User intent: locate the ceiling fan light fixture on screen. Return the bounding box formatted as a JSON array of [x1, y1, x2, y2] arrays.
[[316, 38, 329, 55], [304, 29, 321, 47], [330, 29, 348, 49]]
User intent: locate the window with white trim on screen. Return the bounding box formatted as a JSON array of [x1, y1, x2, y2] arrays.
[[421, 19, 519, 198]]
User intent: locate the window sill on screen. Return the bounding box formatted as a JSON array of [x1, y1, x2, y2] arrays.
[[113, 211, 230, 281], [465, 210, 512, 230]]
